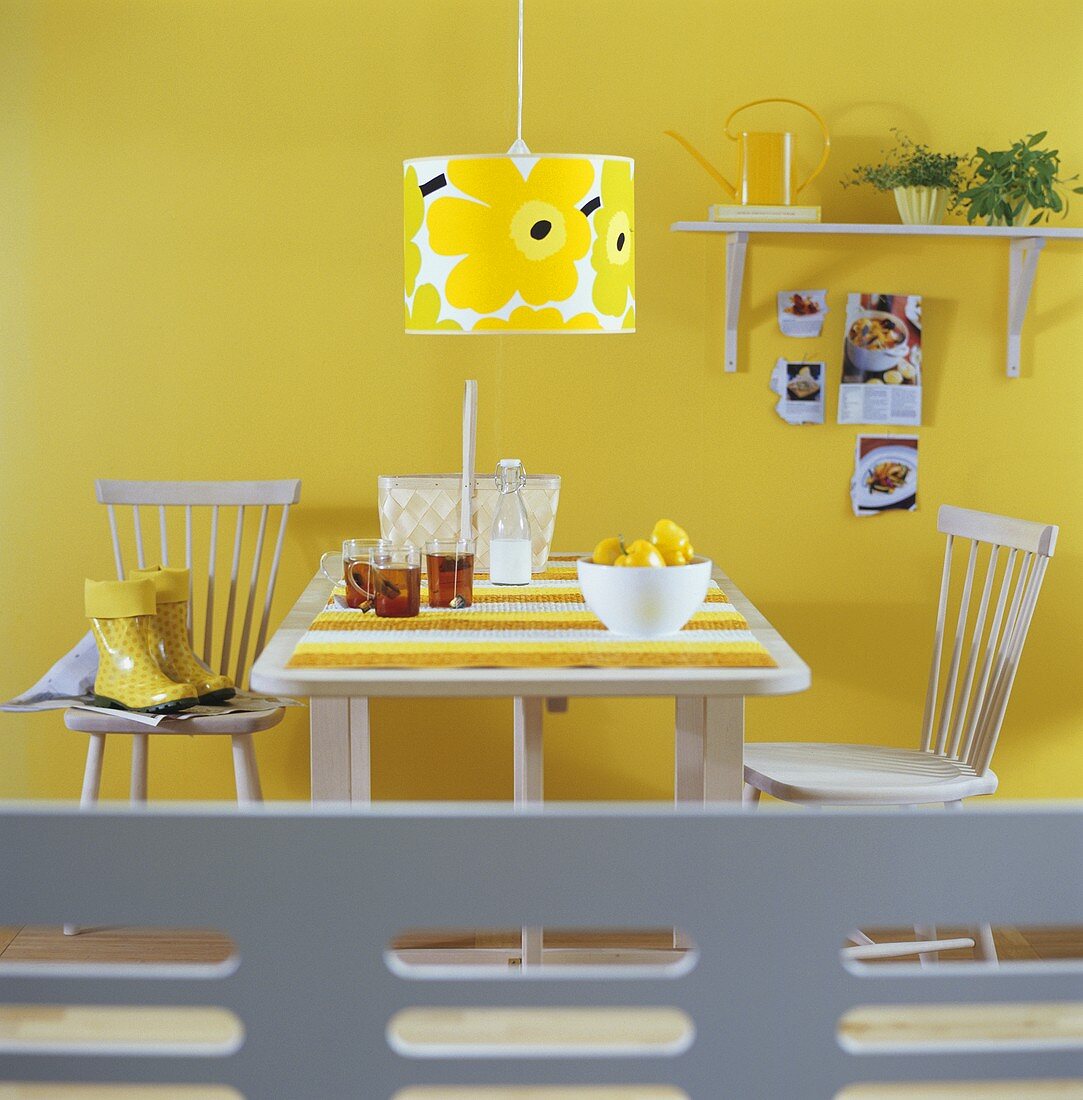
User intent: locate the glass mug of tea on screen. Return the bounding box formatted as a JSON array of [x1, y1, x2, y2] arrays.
[[370, 545, 421, 618], [425, 538, 475, 608], [319, 539, 390, 609]]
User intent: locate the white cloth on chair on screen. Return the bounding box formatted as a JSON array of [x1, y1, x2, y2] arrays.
[[1, 631, 303, 727]]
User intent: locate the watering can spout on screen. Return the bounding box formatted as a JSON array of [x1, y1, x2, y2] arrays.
[[664, 130, 737, 198]]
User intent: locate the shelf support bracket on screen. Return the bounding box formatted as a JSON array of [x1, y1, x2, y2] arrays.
[[1007, 236, 1045, 377], [724, 231, 748, 372]]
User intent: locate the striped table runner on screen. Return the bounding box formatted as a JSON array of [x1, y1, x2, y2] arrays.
[[286, 564, 776, 669]]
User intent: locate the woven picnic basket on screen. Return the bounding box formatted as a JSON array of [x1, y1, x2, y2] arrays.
[[378, 381, 561, 572]]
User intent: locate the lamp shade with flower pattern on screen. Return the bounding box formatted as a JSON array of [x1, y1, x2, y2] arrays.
[[404, 153, 634, 334]]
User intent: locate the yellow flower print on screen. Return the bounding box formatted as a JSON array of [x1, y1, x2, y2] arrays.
[[472, 305, 601, 332], [403, 166, 423, 297], [405, 284, 461, 332], [428, 157, 593, 313], [591, 160, 635, 316]]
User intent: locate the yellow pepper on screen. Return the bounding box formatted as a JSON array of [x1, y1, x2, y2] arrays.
[[650, 519, 695, 566], [591, 536, 625, 565], [613, 539, 666, 568]]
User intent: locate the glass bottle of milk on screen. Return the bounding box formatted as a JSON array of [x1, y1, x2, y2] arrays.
[[489, 459, 532, 585]]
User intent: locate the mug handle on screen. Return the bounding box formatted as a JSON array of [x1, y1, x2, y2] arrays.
[[319, 550, 342, 584]]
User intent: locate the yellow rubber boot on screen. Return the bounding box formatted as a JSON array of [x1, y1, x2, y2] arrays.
[[130, 566, 235, 704], [86, 579, 198, 714]]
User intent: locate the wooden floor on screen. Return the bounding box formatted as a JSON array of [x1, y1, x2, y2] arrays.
[[1, 925, 1080, 1100], [2, 923, 1083, 964]]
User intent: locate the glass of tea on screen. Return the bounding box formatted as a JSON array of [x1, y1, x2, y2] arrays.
[[319, 539, 390, 609], [425, 539, 475, 608], [370, 545, 421, 618]]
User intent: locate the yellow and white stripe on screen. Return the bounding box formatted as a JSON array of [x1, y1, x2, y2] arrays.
[[287, 568, 776, 670]]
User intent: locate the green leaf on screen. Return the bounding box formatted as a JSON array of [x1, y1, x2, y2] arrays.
[[1027, 131, 1047, 147]]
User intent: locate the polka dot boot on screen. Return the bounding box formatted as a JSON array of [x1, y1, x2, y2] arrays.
[[86, 578, 198, 714], [130, 566, 236, 704]]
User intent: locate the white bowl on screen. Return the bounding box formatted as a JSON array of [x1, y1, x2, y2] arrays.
[[846, 310, 911, 374], [577, 556, 712, 638]]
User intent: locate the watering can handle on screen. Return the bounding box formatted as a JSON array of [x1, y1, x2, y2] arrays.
[[723, 98, 831, 196]]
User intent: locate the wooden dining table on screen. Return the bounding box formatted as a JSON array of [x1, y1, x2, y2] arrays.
[[251, 556, 809, 805], [251, 555, 809, 964]]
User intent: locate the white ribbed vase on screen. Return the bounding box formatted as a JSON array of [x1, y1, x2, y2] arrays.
[[893, 186, 949, 225]]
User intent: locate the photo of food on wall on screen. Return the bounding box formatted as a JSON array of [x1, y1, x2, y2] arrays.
[[785, 363, 822, 401], [841, 293, 922, 385], [851, 433, 919, 516], [777, 289, 828, 337]]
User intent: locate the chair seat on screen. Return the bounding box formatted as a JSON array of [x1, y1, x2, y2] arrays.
[[744, 742, 998, 805], [64, 706, 285, 736]]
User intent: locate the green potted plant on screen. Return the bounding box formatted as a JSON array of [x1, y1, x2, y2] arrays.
[[960, 132, 1083, 226], [842, 130, 966, 225]]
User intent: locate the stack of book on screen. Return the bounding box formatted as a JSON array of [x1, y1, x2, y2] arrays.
[[708, 204, 821, 223]]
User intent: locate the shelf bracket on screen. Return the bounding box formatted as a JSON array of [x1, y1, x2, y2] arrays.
[[724, 231, 748, 372], [1007, 236, 1045, 377]]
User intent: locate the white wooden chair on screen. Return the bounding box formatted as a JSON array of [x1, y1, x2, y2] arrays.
[[64, 480, 302, 811], [744, 504, 1058, 962]]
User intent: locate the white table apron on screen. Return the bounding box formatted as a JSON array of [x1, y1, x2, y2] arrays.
[[250, 560, 810, 966]]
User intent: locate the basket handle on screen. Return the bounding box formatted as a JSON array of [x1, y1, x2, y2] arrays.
[[460, 380, 478, 539]]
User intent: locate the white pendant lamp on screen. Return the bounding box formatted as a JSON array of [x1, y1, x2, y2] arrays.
[[404, 0, 634, 334]]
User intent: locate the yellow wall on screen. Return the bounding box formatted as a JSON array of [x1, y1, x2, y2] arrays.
[[2, 0, 1081, 802]]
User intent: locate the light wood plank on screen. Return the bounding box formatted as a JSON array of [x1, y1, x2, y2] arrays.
[[840, 1002, 1083, 1050], [839, 1084, 1083, 1099], [396, 1090, 687, 1099], [0, 926, 233, 965], [388, 1007, 691, 1054], [4, 924, 1078, 966], [0, 1088, 241, 1099], [0, 1005, 240, 1051]]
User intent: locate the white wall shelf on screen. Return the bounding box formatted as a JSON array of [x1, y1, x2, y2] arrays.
[[671, 221, 1083, 376]]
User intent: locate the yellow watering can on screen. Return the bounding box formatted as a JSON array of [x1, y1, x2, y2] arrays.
[[666, 98, 830, 205]]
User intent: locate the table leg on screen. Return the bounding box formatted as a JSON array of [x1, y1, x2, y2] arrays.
[[672, 696, 745, 948], [349, 698, 371, 804], [674, 696, 706, 805], [310, 696, 352, 803], [704, 696, 745, 803], [673, 697, 705, 950], [514, 696, 544, 967]]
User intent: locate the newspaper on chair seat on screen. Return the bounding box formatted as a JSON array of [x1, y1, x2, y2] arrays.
[[1, 631, 303, 727]]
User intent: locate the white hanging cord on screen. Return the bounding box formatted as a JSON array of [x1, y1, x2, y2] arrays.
[[508, 0, 530, 154], [517, 0, 523, 144]]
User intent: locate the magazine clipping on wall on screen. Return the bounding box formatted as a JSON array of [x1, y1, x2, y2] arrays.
[[770, 359, 825, 424], [776, 290, 828, 337], [837, 293, 922, 426], [851, 434, 918, 516]]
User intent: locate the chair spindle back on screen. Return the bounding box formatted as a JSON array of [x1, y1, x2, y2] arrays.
[[919, 504, 1057, 774], [96, 480, 302, 690]]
